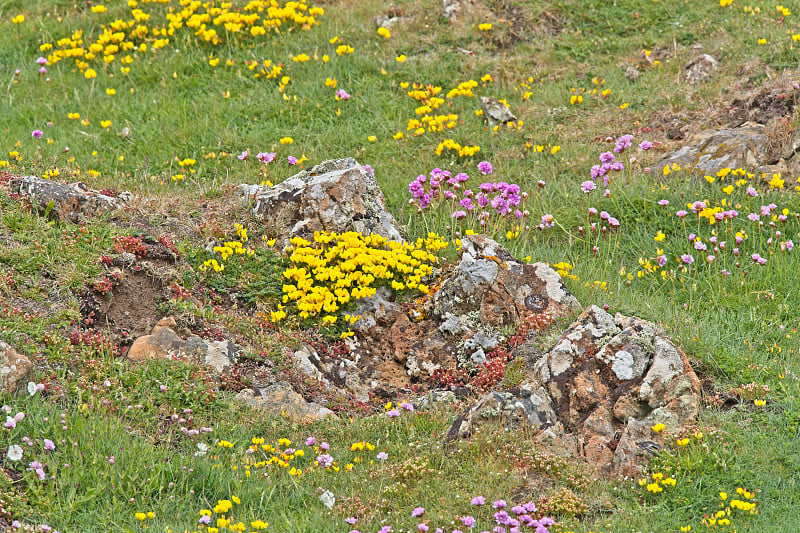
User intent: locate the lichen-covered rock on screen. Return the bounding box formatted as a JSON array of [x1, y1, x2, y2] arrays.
[[236, 382, 337, 422], [449, 305, 701, 477], [342, 235, 581, 394], [10, 175, 132, 223], [239, 158, 404, 248], [659, 122, 769, 176], [480, 97, 517, 127], [0, 341, 34, 396], [431, 235, 582, 328]]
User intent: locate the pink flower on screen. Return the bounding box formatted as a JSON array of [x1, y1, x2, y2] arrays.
[[237, 150, 248, 160], [477, 161, 493, 175], [287, 156, 299, 165], [345, 517, 358, 525], [387, 409, 400, 418], [32, 130, 43, 139], [471, 496, 486, 506], [493, 500, 507, 509], [461, 516, 476, 527], [257, 152, 276, 164], [335, 89, 351, 100], [418, 524, 429, 532], [581, 181, 596, 193], [305, 437, 316, 446], [412, 507, 425, 517]]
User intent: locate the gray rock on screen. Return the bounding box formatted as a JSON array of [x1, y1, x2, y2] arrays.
[[480, 97, 517, 127], [10, 175, 132, 223], [241, 158, 404, 249], [659, 122, 769, 176], [451, 305, 701, 477], [236, 382, 337, 422]]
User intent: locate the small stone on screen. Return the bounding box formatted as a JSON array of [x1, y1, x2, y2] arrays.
[[0, 341, 34, 396]]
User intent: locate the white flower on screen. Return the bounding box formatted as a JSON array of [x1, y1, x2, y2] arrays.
[[194, 442, 209, 457], [7, 444, 23, 461], [319, 490, 335, 510], [1, 405, 10, 415], [27, 382, 37, 396]]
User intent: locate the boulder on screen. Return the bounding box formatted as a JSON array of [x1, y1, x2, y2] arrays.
[[480, 97, 517, 127], [236, 382, 337, 422], [239, 158, 404, 248], [9, 176, 132, 223], [341, 235, 581, 393], [429, 235, 582, 327], [126, 317, 238, 374], [448, 305, 701, 477], [658, 122, 770, 176], [0, 341, 34, 396]]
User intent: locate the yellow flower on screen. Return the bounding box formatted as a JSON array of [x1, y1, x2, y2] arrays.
[[754, 399, 766, 406], [478, 23, 492, 31], [393, 132, 404, 140], [377, 27, 391, 38], [12, 14, 24, 24], [135, 513, 147, 521], [757, 38, 767, 45], [209, 58, 220, 67], [84, 68, 97, 79], [619, 102, 629, 109], [651, 423, 666, 433], [100, 120, 112, 129], [654, 231, 666, 242], [550, 145, 561, 155], [105, 88, 116, 96], [368, 135, 377, 142], [396, 54, 406, 62]]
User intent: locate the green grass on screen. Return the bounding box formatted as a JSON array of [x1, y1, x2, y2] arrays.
[[2, 0, 800, 531]]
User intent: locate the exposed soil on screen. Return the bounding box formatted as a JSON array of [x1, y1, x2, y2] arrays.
[[79, 240, 180, 347]]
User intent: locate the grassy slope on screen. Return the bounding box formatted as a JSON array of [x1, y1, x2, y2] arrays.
[[1, 0, 800, 531]]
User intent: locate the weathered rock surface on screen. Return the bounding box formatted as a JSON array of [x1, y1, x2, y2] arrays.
[[236, 382, 337, 422], [239, 158, 404, 248], [659, 122, 771, 176], [683, 54, 718, 84], [341, 235, 581, 392], [660, 82, 800, 178], [448, 305, 701, 477], [9, 175, 132, 223], [428, 235, 581, 327], [0, 341, 34, 396], [126, 317, 238, 374], [480, 97, 517, 127]]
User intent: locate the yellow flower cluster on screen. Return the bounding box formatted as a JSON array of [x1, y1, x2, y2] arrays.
[[703, 487, 758, 527], [435, 138, 481, 157], [446, 80, 478, 98], [275, 231, 447, 328], [638, 472, 677, 494], [41, 0, 324, 81]]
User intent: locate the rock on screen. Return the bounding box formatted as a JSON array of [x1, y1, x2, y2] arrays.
[[449, 305, 701, 477], [683, 54, 718, 84], [0, 341, 34, 396], [236, 382, 337, 422], [9, 175, 132, 223], [239, 158, 404, 248], [430, 235, 582, 328], [342, 234, 580, 394], [126, 317, 238, 374], [658, 122, 770, 176], [480, 97, 517, 127], [442, 0, 463, 21], [292, 345, 330, 385]]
